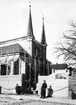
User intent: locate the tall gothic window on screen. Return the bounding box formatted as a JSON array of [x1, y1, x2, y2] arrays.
[[35, 48, 40, 56]]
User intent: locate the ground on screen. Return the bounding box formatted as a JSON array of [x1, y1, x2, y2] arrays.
[[0, 94, 76, 105]]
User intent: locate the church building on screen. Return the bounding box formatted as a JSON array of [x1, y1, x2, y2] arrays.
[[0, 5, 50, 93]]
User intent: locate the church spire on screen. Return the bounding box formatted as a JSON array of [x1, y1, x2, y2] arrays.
[[27, 3, 34, 38], [41, 17, 47, 45]]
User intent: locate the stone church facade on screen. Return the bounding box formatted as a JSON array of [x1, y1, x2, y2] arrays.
[[0, 5, 50, 93]]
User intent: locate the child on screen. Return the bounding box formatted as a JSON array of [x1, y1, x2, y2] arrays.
[[47, 85, 53, 97]]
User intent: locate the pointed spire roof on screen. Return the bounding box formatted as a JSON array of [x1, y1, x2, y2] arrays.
[[27, 4, 34, 38], [41, 17, 47, 45]]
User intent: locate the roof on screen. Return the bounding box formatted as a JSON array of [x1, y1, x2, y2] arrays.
[[0, 44, 27, 55], [0, 36, 28, 45], [51, 63, 68, 70]]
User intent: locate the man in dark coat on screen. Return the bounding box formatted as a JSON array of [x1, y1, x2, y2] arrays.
[[15, 84, 21, 95], [41, 80, 47, 98]]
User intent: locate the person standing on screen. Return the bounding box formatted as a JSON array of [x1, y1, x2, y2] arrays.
[[15, 84, 21, 95], [41, 80, 47, 98]]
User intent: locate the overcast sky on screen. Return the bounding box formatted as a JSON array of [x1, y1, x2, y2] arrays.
[[0, 0, 76, 63]]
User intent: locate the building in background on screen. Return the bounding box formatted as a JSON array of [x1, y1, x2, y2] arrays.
[[50, 63, 68, 74]]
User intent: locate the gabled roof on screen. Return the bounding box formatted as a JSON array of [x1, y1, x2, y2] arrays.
[[0, 36, 27, 45], [51, 63, 68, 70]]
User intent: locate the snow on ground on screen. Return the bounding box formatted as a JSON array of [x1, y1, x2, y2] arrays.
[[0, 94, 76, 105]]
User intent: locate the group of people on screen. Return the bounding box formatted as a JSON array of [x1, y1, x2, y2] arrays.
[[15, 80, 53, 98], [40, 80, 53, 98]]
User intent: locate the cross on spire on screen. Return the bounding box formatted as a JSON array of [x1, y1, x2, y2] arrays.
[[29, 0, 31, 7]]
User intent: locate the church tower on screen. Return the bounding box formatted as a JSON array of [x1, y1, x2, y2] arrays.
[[26, 4, 35, 84], [41, 17, 47, 75], [26, 4, 35, 57]]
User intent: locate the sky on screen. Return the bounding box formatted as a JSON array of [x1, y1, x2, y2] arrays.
[[0, 0, 76, 63]]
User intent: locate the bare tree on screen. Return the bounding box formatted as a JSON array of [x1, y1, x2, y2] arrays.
[[54, 21, 76, 66]]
